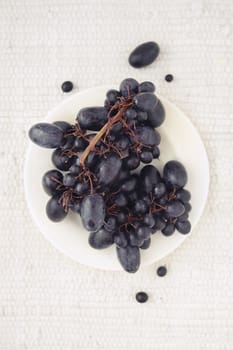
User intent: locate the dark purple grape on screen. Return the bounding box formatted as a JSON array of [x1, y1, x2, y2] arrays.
[[184, 202, 192, 212], [61, 81, 73, 92], [175, 220, 191, 234], [104, 216, 117, 232], [124, 153, 140, 170], [139, 81, 155, 93], [74, 137, 89, 152], [129, 232, 144, 247], [137, 111, 148, 122], [61, 135, 75, 149], [85, 151, 99, 169], [135, 126, 161, 146], [165, 74, 173, 82], [114, 232, 128, 248], [176, 189, 191, 203], [69, 200, 81, 213], [46, 195, 67, 222], [147, 100, 165, 128], [136, 225, 151, 240], [76, 107, 108, 131], [152, 145, 160, 158], [42, 170, 63, 196], [141, 194, 151, 207], [110, 122, 123, 134], [69, 164, 81, 175], [140, 165, 161, 193], [143, 214, 155, 228], [140, 238, 151, 249], [63, 173, 77, 187], [162, 223, 175, 236], [134, 199, 148, 214], [96, 154, 122, 187], [116, 246, 140, 273], [115, 192, 128, 207], [80, 194, 105, 232], [89, 229, 114, 249], [127, 191, 138, 204], [157, 266, 167, 277], [133, 93, 158, 112], [53, 121, 72, 132], [74, 182, 89, 195], [163, 161, 188, 188], [129, 41, 160, 68], [29, 123, 64, 148], [52, 148, 76, 171], [121, 175, 138, 193], [140, 150, 153, 163], [135, 291, 148, 303], [125, 108, 137, 120], [115, 136, 130, 150], [119, 78, 139, 97], [154, 216, 166, 231], [154, 182, 167, 198], [118, 169, 130, 182], [117, 211, 127, 224], [106, 89, 121, 105], [166, 200, 185, 217], [178, 212, 189, 222]]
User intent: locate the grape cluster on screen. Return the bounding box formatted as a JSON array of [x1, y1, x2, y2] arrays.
[[29, 78, 191, 273]]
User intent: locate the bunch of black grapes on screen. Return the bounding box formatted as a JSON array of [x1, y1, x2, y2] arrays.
[[29, 78, 191, 273]]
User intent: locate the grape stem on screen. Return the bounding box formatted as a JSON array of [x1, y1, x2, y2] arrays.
[[80, 100, 133, 166]]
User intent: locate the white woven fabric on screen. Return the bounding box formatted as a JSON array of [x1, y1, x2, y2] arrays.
[[1, 0, 233, 348]]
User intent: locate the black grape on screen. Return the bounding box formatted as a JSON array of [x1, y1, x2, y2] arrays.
[[184, 202, 192, 213], [165, 200, 185, 217], [96, 154, 122, 187], [61, 135, 75, 149], [128, 41, 160, 68], [152, 145, 160, 158], [106, 89, 121, 105], [176, 189, 191, 202], [124, 108, 137, 120], [115, 136, 130, 150], [46, 195, 67, 222], [69, 164, 81, 175], [140, 238, 151, 249], [117, 211, 127, 224], [42, 170, 63, 196], [76, 107, 108, 131], [143, 213, 155, 228], [154, 182, 167, 198], [52, 148, 76, 171], [124, 153, 140, 170], [133, 92, 158, 112], [110, 122, 123, 134], [147, 100, 165, 128], [136, 225, 151, 240], [119, 78, 139, 97], [89, 229, 114, 249], [114, 232, 128, 248], [175, 220, 191, 234], [63, 173, 77, 187], [140, 150, 153, 163], [74, 182, 89, 195], [115, 192, 128, 207], [116, 246, 140, 273], [134, 200, 148, 214], [135, 126, 161, 146], [154, 216, 166, 231], [163, 160, 188, 188], [121, 175, 138, 193], [139, 81, 155, 93], [161, 223, 175, 236], [29, 123, 64, 148], [53, 121, 72, 132], [69, 200, 81, 213], [178, 212, 189, 222], [137, 111, 148, 122], [80, 194, 105, 232], [129, 232, 144, 248], [74, 137, 89, 152], [140, 165, 161, 193], [104, 216, 117, 232]]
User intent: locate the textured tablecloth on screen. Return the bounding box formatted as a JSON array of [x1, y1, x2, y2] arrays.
[[1, 0, 233, 349]]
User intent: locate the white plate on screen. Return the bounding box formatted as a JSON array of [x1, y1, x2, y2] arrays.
[[24, 86, 209, 271]]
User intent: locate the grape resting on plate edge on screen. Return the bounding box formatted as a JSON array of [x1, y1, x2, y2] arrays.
[[28, 78, 192, 273]]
